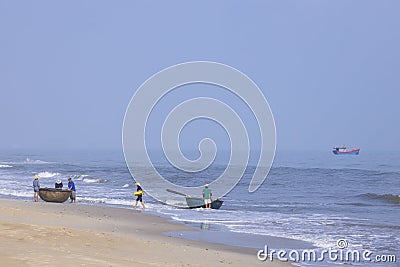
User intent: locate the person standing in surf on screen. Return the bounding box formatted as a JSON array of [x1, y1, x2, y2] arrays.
[[32, 175, 40, 202], [67, 177, 76, 203], [133, 182, 145, 211], [203, 184, 212, 209]]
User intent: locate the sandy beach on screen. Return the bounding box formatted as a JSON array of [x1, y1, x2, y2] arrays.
[[0, 198, 291, 267]]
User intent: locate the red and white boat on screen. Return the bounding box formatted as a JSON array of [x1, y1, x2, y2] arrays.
[[332, 146, 360, 155]]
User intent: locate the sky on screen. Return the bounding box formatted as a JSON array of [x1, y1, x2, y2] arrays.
[[1, 1, 399, 152]]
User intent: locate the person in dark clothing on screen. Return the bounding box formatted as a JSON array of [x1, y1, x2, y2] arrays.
[[55, 179, 63, 189]]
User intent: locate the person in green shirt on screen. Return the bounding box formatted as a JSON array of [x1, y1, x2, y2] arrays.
[[202, 184, 212, 209]]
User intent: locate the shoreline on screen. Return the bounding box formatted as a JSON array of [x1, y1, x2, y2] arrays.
[[0, 198, 293, 266], [2, 194, 315, 251]]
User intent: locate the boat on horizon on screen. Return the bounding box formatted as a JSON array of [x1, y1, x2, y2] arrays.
[[332, 146, 360, 155]]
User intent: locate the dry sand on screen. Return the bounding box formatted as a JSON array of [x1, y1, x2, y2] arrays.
[[0, 198, 292, 267]]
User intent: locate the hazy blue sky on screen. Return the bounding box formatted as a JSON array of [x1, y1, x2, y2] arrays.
[[1, 1, 399, 151]]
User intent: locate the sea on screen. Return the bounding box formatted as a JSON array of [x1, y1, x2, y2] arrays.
[[0, 149, 398, 266]]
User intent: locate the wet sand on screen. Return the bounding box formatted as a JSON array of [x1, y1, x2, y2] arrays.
[[0, 198, 292, 267]]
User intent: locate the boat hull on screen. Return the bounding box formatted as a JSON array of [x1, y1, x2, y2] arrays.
[[39, 188, 71, 203], [185, 197, 223, 209], [332, 148, 360, 155]]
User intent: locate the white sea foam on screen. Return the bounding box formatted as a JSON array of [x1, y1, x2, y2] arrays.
[[36, 171, 60, 178], [78, 196, 133, 206], [170, 216, 247, 225], [25, 158, 52, 164], [122, 184, 130, 188], [83, 178, 108, 183], [162, 208, 349, 250], [0, 188, 32, 198], [0, 164, 12, 168]]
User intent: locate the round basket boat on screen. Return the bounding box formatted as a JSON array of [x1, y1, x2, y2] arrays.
[[39, 188, 71, 203]]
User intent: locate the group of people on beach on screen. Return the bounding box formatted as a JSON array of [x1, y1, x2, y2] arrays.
[[33, 176, 213, 210], [32, 175, 76, 203]]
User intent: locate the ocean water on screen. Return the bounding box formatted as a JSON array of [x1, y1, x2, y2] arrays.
[[0, 149, 398, 266]]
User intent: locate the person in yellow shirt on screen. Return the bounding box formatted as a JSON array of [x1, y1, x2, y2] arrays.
[[133, 182, 145, 211]]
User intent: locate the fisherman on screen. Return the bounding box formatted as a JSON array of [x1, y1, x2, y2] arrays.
[[32, 175, 40, 202], [133, 182, 145, 211], [55, 179, 63, 189], [202, 184, 212, 209], [67, 177, 76, 203]]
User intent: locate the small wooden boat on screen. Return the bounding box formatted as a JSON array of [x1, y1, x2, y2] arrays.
[[39, 188, 71, 203], [166, 189, 224, 209], [185, 196, 224, 209]]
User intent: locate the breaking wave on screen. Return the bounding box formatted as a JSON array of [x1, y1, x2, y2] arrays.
[[25, 158, 52, 164], [78, 197, 132, 206], [36, 171, 60, 178], [83, 178, 108, 183], [0, 189, 32, 198], [0, 164, 12, 168]]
